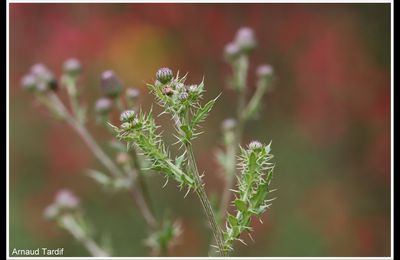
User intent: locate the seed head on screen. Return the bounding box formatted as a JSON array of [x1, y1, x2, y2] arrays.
[[248, 140, 263, 151], [95, 98, 112, 115], [63, 58, 82, 78], [120, 110, 136, 123], [178, 92, 189, 100], [55, 189, 79, 209], [100, 70, 122, 98], [20, 73, 37, 92], [162, 86, 174, 96], [156, 67, 173, 84], [235, 27, 257, 52], [256, 64, 274, 78]]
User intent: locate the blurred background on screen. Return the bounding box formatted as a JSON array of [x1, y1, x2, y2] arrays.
[[9, 3, 391, 257]]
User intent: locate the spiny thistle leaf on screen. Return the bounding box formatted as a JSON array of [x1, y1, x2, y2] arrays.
[[223, 141, 275, 252]]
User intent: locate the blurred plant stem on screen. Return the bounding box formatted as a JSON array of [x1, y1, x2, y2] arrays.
[[46, 91, 158, 229], [59, 214, 109, 257], [220, 55, 249, 221]]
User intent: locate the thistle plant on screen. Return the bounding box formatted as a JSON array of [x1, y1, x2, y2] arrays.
[[20, 27, 276, 256]]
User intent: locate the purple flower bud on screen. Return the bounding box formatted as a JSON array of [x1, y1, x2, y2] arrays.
[[120, 122, 133, 130], [221, 118, 237, 131], [248, 140, 263, 151], [178, 92, 189, 100], [120, 110, 136, 122], [256, 64, 273, 78], [175, 82, 185, 91], [100, 70, 122, 98], [30, 63, 58, 91], [95, 98, 112, 115], [55, 189, 79, 209], [126, 88, 140, 101], [63, 58, 82, 78], [20, 73, 37, 91], [156, 67, 173, 84], [235, 27, 257, 52], [224, 42, 241, 60]]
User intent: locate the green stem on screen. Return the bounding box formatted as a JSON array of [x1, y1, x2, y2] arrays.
[[59, 214, 109, 257], [185, 144, 227, 256]]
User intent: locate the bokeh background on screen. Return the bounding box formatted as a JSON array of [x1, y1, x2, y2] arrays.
[[9, 3, 391, 257]]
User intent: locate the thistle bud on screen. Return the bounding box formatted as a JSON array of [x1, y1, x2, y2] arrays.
[[224, 42, 241, 61], [178, 92, 189, 100], [120, 122, 132, 131], [126, 88, 140, 102], [100, 70, 122, 98], [30, 63, 58, 91], [120, 110, 136, 123], [234, 27, 257, 52], [175, 82, 185, 91], [248, 140, 263, 151], [95, 98, 112, 115], [156, 67, 173, 84], [55, 189, 79, 209], [20, 73, 37, 92], [116, 152, 130, 165], [162, 86, 173, 96], [256, 64, 273, 78], [187, 84, 198, 93], [221, 118, 237, 132], [63, 58, 82, 78]]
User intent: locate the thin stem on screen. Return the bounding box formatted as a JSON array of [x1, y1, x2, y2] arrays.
[[220, 55, 249, 220], [185, 144, 227, 256], [59, 214, 109, 257], [47, 92, 158, 229]]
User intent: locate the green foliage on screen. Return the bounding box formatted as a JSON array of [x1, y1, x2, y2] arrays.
[[223, 142, 275, 252]]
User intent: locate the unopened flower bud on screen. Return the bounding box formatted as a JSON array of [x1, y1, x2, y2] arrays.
[[162, 86, 173, 96], [187, 84, 198, 93], [221, 118, 237, 132], [224, 42, 241, 60], [95, 98, 112, 115], [20, 73, 37, 91], [178, 92, 189, 100], [30, 63, 57, 91], [100, 70, 122, 98], [248, 140, 263, 151], [55, 189, 79, 209], [175, 82, 185, 91], [63, 58, 82, 78], [120, 122, 132, 130], [156, 67, 173, 84], [235, 27, 257, 52], [126, 88, 140, 102], [120, 110, 136, 123], [256, 64, 273, 78]]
